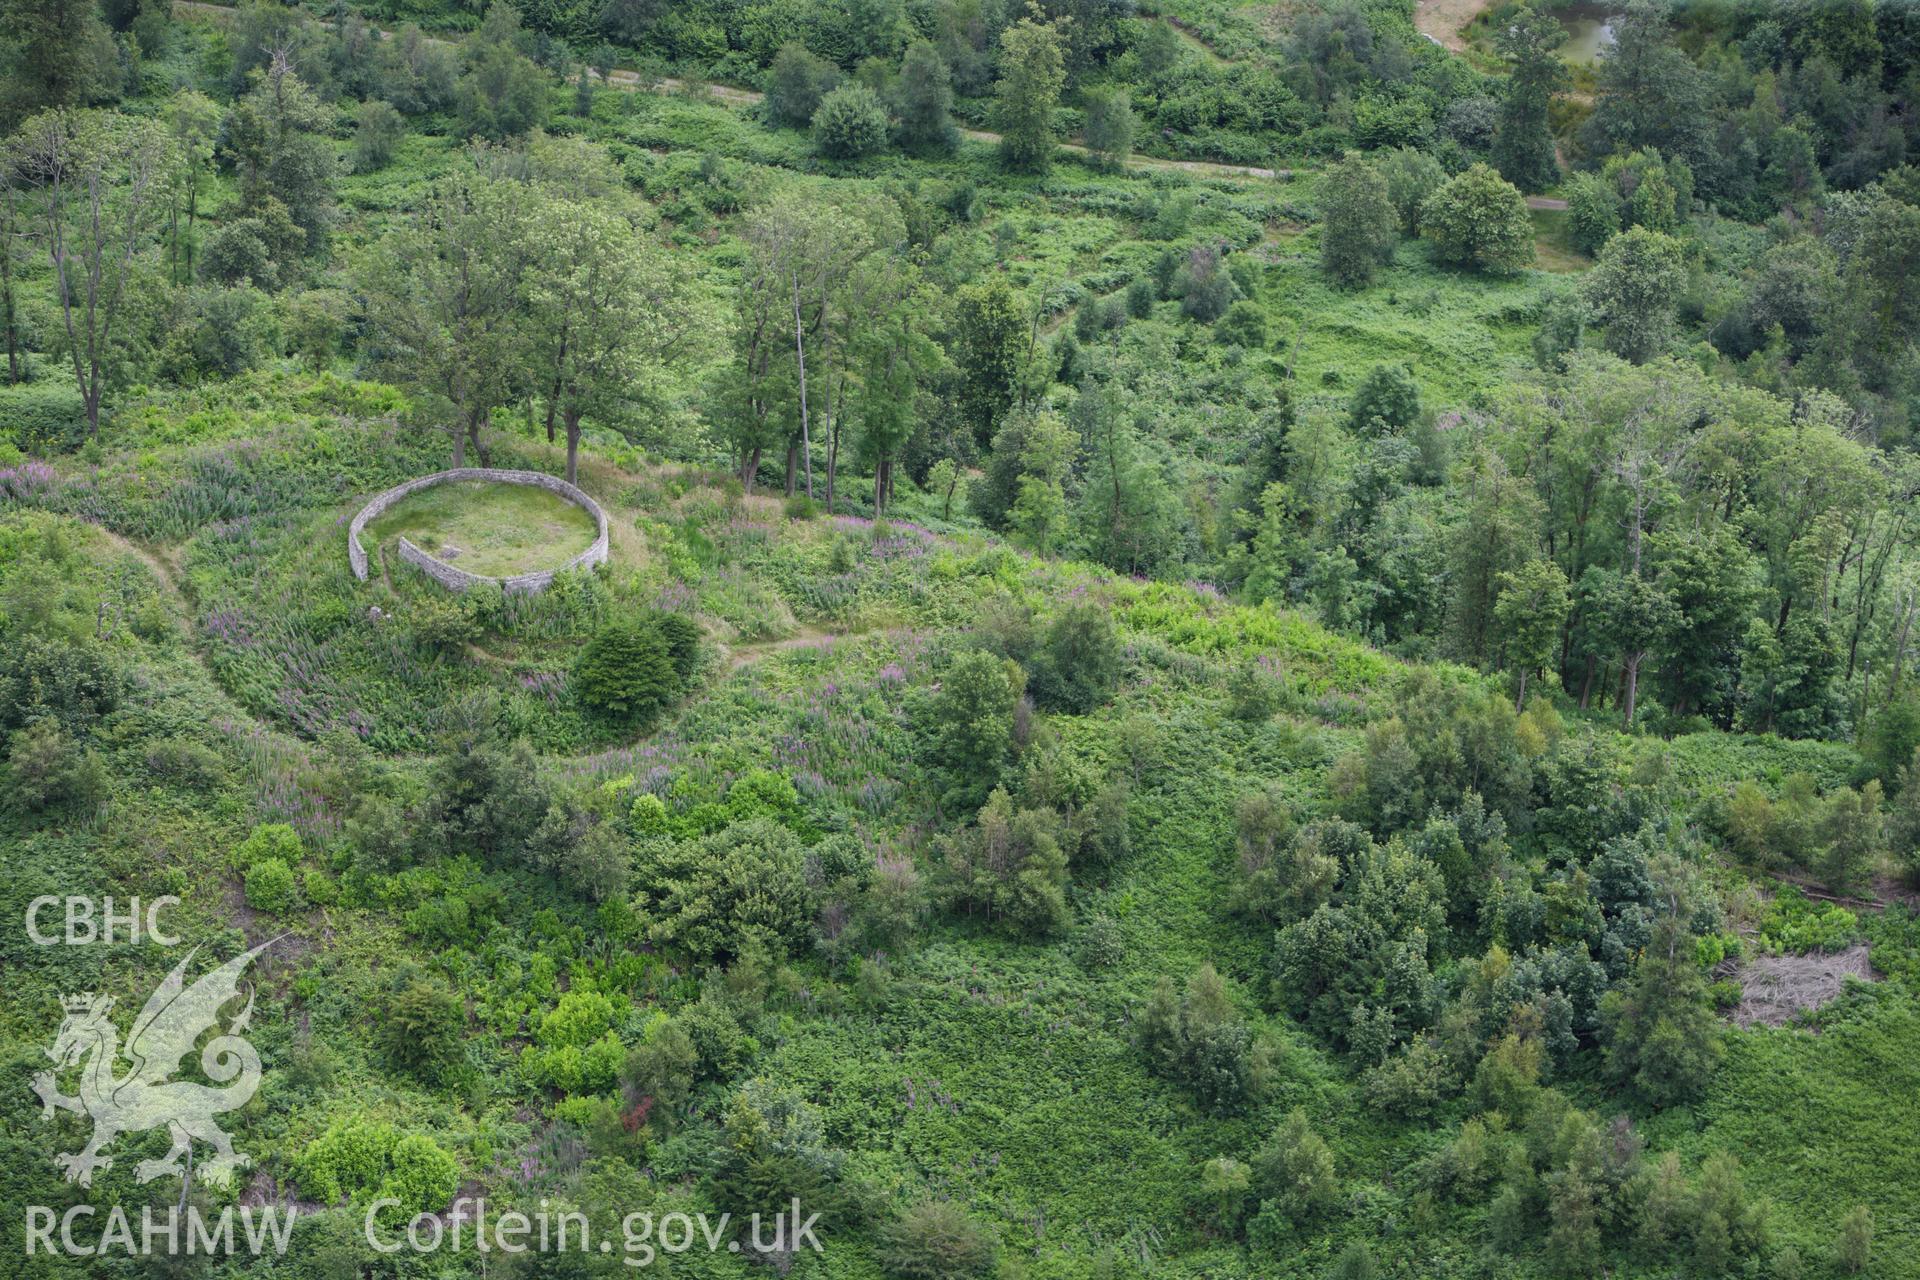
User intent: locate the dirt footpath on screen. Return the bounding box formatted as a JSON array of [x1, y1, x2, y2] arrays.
[[1415, 0, 1488, 52]]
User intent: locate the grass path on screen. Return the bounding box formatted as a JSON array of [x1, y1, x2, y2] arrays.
[[90, 523, 189, 617], [1165, 16, 1230, 66], [86, 521, 321, 754], [725, 623, 846, 670]]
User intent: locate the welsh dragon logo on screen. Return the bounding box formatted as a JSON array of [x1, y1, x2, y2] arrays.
[[31, 942, 272, 1190]]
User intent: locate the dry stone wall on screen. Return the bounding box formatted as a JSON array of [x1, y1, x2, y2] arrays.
[[348, 468, 608, 595]]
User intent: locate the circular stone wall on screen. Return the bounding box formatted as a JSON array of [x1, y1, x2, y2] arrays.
[[349, 468, 609, 595]]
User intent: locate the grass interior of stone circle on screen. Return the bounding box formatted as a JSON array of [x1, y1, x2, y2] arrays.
[[364, 481, 597, 579]]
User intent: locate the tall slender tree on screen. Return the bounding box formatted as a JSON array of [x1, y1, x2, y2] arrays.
[[1320, 152, 1397, 287], [223, 55, 336, 256], [857, 300, 927, 515], [0, 164, 21, 384], [1491, 5, 1567, 192], [896, 41, 956, 152], [161, 90, 219, 283], [953, 276, 1026, 447], [12, 110, 172, 437], [1081, 86, 1134, 172], [1580, 0, 1707, 168], [1494, 559, 1571, 709], [1449, 446, 1545, 666], [1600, 914, 1723, 1106], [741, 192, 897, 503], [994, 8, 1067, 173]]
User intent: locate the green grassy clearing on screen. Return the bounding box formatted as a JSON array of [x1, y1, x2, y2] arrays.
[[1530, 207, 1593, 274]]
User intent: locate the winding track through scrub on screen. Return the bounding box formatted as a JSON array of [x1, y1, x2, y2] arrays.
[[86, 521, 316, 749], [725, 624, 844, 670]]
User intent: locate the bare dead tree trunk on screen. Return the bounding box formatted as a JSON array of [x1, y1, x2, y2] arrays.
[[823, 399, 838, 513], [825, 387, 840, 513], [1888, 586, 1917, 699], [463, 410, 490, 468], [1015, 281, 1048, 415], [1, 237, 16, 385], [184, 180, 198, 281], [791, 273, 814, 500], [2, 186, 19, 384], [820, 277, 840, 514], [564, 410, 583, 484], [1844, 501, 1909, 682]]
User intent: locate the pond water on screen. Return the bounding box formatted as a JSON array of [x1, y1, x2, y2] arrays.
[[1559, 4, 1618, 64]]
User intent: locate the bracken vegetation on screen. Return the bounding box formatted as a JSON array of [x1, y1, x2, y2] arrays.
[[2, 0, 1920, 1277]]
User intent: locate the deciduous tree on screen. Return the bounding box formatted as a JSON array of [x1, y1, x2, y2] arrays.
[[457, 2, 549, 141], [359, 169, 532, 466], [895, 41, 956, 152], [994, 9, 1067, 173], [1320, 152, 1396, 287], [953, 276, 1026, 447], [1252, 1109, 1339, 1223], [1600, 916, 1722, 1106], [1081, 86, 1134, 171], [919, 648, 1024, 807], [224, 56, 336, 258], [1492, 5, 1567, 192], [1581, 0, 1707, 169], [2, 0, 113, 120], [1494, 559, 1571, 709], [525, 191, 705, 482], [1376, 147, 1445, 236], [766, 41, 837, 128], [1006, 409, 1075, 553], [1582, 226, 1686, 363], [1818, 782, 1884, 895], [813, 83, 890, 159], [11, 110, 171, 438], [1422, 163, 1535, 275], [160, 90, 218, 283], [1585, 567, 1678, 728]]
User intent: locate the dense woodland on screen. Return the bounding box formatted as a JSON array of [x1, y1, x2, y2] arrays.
[[2, 0, 1920, 1277]]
